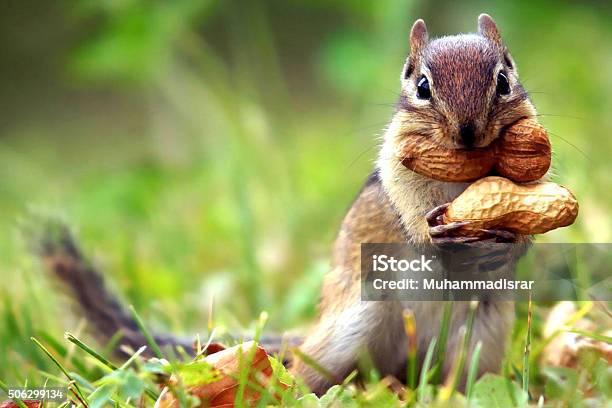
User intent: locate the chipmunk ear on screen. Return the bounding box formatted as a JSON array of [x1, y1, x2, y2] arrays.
[[410, 19, 428, 55], [478, 14, 502, 46]]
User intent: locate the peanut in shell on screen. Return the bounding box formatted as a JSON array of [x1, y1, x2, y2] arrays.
[[494, 119, 551, 182], [443, 176, 578, 235], [399, 136, 494, 182], [398, 118, 551, 183]]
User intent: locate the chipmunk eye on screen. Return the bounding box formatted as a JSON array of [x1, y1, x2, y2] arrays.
[[416, 75, 431, 100], [496, 72, 511, 96]]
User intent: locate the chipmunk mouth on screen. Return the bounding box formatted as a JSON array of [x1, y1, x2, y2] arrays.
[[480, 116, 532, 148], [395, 116, 550, 183], [455, 123, 480, 149], [457, 116, 530, 150]]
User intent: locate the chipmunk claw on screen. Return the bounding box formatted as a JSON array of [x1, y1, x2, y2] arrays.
[[427, 203, 473, 245], [429, 221, 470, 237], [427, 203, 475, 243], [426, 203, 450, 224], [431, 236, 481, 245]]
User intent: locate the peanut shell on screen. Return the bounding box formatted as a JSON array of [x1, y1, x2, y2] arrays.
[[397, 118, 551, 183], [443, 176, 578, 235], [400, 135, 494, 182], [494, 120, 551, 182]]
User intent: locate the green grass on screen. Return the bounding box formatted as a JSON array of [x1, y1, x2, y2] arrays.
[[2, 301, 609, 407], [1, 0, 611, 406]]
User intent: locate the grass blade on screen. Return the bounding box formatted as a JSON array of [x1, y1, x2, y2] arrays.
[[237, 312, 269, 405], [418, 337, 437, 402], [465, 340, 482, 400], [128, 305, 164, 359], [440, 300, 478, 400], [433, 301, 452, 384], [66, 333, 160, 402], [325, 370, 358, 407], [565, 329, 612, 343], [523, 297, 532, 396], [37, 330, 88, 374], [31, 337, 89, 406], [0, 378, 28, 408], [65, 332, 118, 371], [292, 348, 338, 385], [119, 345, 147, 370], [403, 309, 418, 389]]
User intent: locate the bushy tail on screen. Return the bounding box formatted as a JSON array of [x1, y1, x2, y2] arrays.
[[27, 218, 195, 357], [26, 217, 301, 360]]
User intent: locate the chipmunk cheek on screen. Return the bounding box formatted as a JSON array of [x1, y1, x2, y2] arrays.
[[481, 121, 505, 147]]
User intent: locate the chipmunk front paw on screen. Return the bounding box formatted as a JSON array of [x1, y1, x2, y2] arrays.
[[426, 203, 518, 272], [426, 203, 517, 245]]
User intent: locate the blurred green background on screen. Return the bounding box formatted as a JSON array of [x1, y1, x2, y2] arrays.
[[1, 0, 611, 382]]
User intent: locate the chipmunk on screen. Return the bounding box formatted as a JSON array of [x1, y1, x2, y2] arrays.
[[290, 14, 537, 394], [35, 13, 538, 397]]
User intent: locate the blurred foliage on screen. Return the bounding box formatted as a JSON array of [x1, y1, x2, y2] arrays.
[[0, 0, 611, 396]]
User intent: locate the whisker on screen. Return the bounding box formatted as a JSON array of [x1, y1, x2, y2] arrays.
[[341, 121, 390, 138], [534, 113, 587, 121], [546, 131, 592, 163], [346, 141, 380, 170], [363, 101, 400, 108], [390, 151, 406, 174], [379, 86, 403, 99]]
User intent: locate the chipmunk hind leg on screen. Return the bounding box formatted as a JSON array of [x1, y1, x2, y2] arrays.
[[291, 300, 406, 396]]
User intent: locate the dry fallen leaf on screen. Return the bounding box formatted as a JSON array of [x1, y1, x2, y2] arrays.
[[160, 341, 287, 408], [380, 375, 409, 402], [542, 302, 611, 368], [0, 401, 41, 408]]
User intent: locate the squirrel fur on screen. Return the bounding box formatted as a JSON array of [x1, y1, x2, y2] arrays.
[[291, 14, 537, 394]]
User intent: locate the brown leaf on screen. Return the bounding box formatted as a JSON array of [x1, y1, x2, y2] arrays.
[[202, 343, 226, 355], [160, 341, 287, 408], [380, 375, 409, 401], [0, 401, 41, 408], [542, 302, 611, 368]]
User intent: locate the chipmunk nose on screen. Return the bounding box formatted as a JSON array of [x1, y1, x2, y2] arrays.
[[459, 124, 476, 148]]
